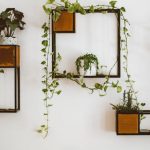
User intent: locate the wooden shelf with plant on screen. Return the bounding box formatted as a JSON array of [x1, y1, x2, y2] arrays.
[[111, 90, 146, 135]]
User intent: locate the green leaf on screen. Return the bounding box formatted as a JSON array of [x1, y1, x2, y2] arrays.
[[43, 5, 52, 15], [46, 0, 55, 4], [123, 27, 128, 32], [41, 48, 46, 53], [0, 69, 4, 73], [42, 89, 48, 93], [99, 94, 106, 97], [41, 61, 46, 65], [95, 83, 103, 90], [120, 7, 126, 12], [104, 86, 108, 92], [56, 90, 62, 95], [42, 40, 48, 46], [82, 83, 86, 88], [123, 55, 127, 60], [117, 86, 122, 93], [112, 82, 117, 88], [141, 103, 146, 106], [63, 70, 66, 74], [68, 5, 75, 13], [37, 129, 42, 133], [42, 23, 47, 29], [121, 39, 125, 42], [89, 5, 94, 13], [109, 1, 117, 8], [42, 33, 48, 38], [57, 53, 62, 61], [53, 11, 61, 22]]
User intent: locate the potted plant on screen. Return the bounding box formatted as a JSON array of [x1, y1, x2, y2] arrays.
[[0, 8, 25, 45], [75, 53, 99, 76], [111, 90, 146, 134]]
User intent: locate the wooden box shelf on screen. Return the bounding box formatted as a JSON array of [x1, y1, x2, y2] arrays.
[[0, 45, 20, 113], [0, 45, 20, 67], [52, 11, 75, 33], [116, 110, 150, 135]]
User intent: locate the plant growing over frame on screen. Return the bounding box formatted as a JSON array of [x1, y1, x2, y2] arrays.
[[38, 0, 140, 137]]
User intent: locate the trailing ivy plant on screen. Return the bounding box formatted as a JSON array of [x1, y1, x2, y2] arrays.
[[75, 53, 99, 75], [38, 0, 138, 137]]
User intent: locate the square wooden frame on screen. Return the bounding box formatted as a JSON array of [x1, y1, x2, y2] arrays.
[[52, 9, 121, 78]]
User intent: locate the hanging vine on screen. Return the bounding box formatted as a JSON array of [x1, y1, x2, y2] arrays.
[[38, 0, 138, 137]]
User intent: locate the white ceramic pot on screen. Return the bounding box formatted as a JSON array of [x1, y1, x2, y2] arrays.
[[85, 64, 97, 76], [79, 60, 97, 76], [0, 37, 17, 45]]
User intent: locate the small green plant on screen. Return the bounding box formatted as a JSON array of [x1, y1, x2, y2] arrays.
[[111, 90, 146, 112], [75, 53, 99, 75], [0, 8, 25, 37]]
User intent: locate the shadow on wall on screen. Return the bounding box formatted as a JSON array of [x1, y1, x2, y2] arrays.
[[102, 110, 115, 132]]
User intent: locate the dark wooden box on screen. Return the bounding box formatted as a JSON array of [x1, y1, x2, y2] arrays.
[[0, 45, 20, 67]]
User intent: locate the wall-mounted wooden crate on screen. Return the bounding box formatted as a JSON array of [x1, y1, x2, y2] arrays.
[[52, 11, 75, 33], [0, 45, 20, 67], [117, 113, 139, 134], [116, 110, 150, 135], [0, 45, 20, 113]]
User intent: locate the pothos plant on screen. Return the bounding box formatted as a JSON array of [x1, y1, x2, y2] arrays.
[[38, 0, 137, 137], [76, 53, 99, 75]]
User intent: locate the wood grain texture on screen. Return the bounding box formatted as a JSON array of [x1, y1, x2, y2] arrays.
[[0, 45, 20, 67], [118, 114, 139, 134], [53, 11, 75, 32]]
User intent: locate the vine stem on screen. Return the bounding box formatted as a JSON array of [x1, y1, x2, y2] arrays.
[[44, 14, 51, 138]]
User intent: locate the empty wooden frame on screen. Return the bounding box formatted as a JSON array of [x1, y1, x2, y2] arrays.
[[52, 9, 121, 78]]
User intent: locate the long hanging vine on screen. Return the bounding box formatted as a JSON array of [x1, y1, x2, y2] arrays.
[[38, 0, 138, 137]]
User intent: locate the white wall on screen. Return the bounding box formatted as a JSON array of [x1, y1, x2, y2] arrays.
[[0, 0, 150, 150]]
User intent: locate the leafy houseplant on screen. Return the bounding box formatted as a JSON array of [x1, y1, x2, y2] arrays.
[[111, 90, 146, 134], [75, 53, 99, 76], [0, 8, 25, 45]]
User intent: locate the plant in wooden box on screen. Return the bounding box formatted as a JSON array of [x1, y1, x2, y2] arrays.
[[0, 8, 25, 45], [111, 90, 146, 134], [75, 53, 99, 76]]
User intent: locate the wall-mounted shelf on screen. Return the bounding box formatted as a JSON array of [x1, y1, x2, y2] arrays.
[[0, 45, 20, 113], [116, 110, 150, 135], [51, 9, 121, 78]]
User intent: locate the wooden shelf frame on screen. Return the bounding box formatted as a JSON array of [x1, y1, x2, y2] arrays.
[[116, 110, 150, 135], [52, 9, 121, 78], [0, 45, 20, 113]]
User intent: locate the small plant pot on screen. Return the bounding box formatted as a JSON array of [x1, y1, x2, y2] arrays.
[[116, 112, 139, 134], [0, 37, 17, 45], [79, 65, 97, 76], [78, 60, 97, 76]]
